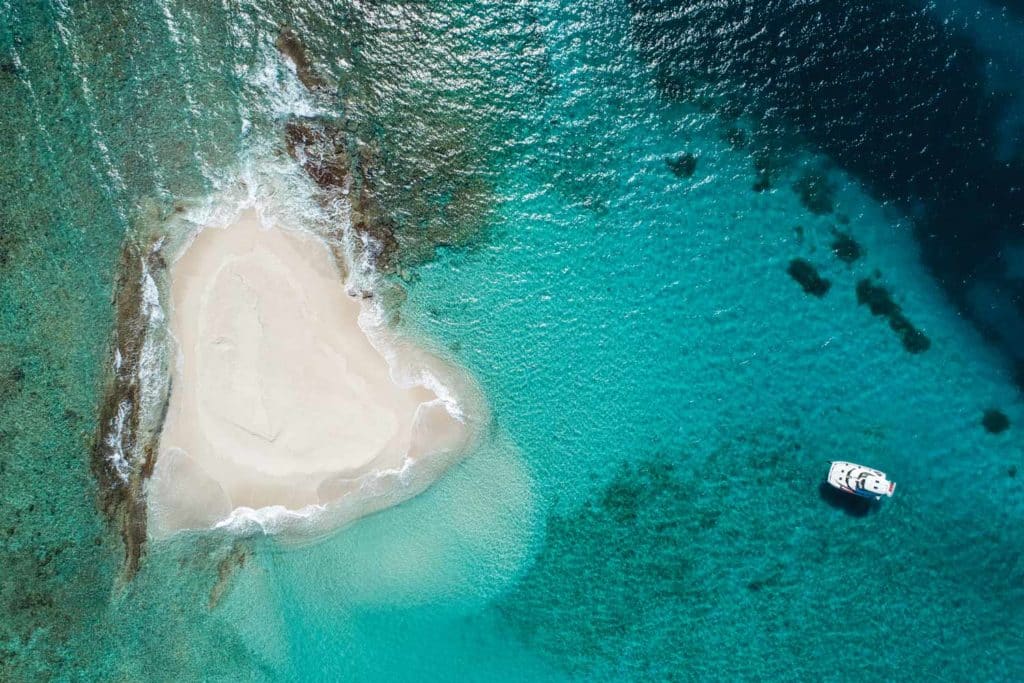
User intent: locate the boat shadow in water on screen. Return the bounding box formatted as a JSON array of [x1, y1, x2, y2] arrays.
[[817, 482, 879, 517]]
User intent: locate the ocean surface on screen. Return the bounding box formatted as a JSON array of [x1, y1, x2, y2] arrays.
[[1, 0, 1023, 680]]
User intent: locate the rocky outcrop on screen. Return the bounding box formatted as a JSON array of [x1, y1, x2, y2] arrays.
[[830, 231, 861, 264], [284, 118, 400, 271], [275, 25, 492, 273], [275, 26, 331, 93], [92, 239, 170, 580], [855, 278, 931, 354], [792, 170, 835, 215], [666, 152, 698, 178], [982, 408, 1010, 434], [787, 258, 831, 297]]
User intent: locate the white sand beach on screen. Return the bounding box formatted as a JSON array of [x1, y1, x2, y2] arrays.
[[147, 211, 469, 535]]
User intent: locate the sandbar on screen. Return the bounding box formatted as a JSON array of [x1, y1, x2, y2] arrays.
[[147, 211, 469, 536]]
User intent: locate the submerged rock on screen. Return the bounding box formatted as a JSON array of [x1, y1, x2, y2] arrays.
[[787, 258, 831, 297], [831, 231, 862, 264], [285, 118, 401, 270], [92, 239, 171, 580], [725, 127, 747, 150], [856, 278, 931, 353], [276, 22, 499, 272], [982, 409, 1010, 434], [275, 26, 330, 92], [666, 152, 698, 178], [208, 543, 247, 609], [0, 366, 24, 404], [752, 149, 773, 192], [283, 119, 351, 190], [793, 170, 835, 215], [0, 225, 18, 268]]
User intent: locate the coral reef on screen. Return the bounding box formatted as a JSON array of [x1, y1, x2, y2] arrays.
[[855, 279, 931, 353], [92, 239, 170, 579], [982, 409, 1010, 434], [830, 231, 861, 264], [666, 152, 698, 178], [787, 258, 831, 297], [793, 170, 835, 215]]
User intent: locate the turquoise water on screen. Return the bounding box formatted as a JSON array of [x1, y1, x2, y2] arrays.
[[2, 0, 1023, 680]]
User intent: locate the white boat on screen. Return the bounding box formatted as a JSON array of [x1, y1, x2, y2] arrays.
[[826, 461, 895, 501]]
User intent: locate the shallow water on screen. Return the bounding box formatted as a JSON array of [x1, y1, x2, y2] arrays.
[[1, 0, 1022, 680]]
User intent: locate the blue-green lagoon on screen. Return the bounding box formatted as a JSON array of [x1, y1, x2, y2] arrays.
[[1, 0, 1022, 680]]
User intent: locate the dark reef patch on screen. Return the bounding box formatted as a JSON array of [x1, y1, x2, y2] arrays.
[[725, 126, 747, 150], [0, 220, 18, 268], [628, 0, 1024, 362], [830, 231, 861, 264], [0, 365, 24, 405], [666, 152, 698, 178], [856, 278, 930, 353], [793, 170, 835, 215], [497, 438, 825, 679], [982, 409, 1010, 434], [209, 543, 247, 610], [751, 149, 774, 192], [275, 26, 330, 92], [275, 24, 506, 272], [92, 239, 171, 580], [284, 118, 400, 270], [498, 457, 723, 676], [787, 258, 830, 297]]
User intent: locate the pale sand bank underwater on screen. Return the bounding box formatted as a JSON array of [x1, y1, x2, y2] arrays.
[[147, 210, 473, 537]]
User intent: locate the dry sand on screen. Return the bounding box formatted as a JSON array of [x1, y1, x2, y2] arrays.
[[147, 211, 469, 535]]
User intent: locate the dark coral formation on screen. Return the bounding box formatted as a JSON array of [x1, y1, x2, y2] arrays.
[[497, 440, 808, 679], [208, 543, 247, 609], [787, 258, 831, 297], [751, 149, 773, 192], [92, 240, 170, 580], [276, 26, 495, 272], [0, 223, 16, 268], [275, 26, 330, 92], [793, 170, 835, 215], [0, 366, 24, 406], [284, 119, 400, 270], [830, 230, 861, 264], [666, 152, 698, 178], [982, 409, 1010, 434], [725, 127, 747, 150], [855, 278, 931, 353], [498, 459, 716, 676]]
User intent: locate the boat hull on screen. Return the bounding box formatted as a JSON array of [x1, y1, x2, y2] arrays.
[[826, 461, 895, 500]]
